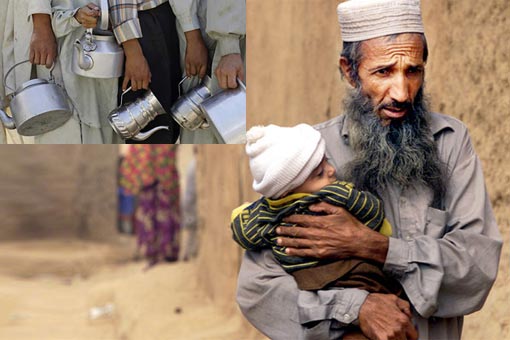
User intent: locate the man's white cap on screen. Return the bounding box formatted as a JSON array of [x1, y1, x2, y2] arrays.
[[337, 0, 424, 42], [246, 124, 326, 199]]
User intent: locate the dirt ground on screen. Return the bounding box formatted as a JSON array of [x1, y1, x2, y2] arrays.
[[0, 239, 249, 340]]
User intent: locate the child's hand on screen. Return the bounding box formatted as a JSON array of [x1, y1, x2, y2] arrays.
[[75, 3, 101, 29]]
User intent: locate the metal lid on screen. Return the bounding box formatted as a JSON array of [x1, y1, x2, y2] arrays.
[[16, 78, 48, 93]]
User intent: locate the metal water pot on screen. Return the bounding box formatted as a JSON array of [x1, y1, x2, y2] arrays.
[[72, 0, 124, 78], [108, 87, 169, 141], [0, 61, 72, 136], [170, 76, 213, 130], [199, 80, 246, 144]]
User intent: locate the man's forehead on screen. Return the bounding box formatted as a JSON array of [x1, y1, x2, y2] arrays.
[[360, 34, 425, 62]]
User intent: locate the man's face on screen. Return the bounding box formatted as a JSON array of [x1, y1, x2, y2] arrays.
[[355, 33, 425, 125], [290, 158, 336, 194]]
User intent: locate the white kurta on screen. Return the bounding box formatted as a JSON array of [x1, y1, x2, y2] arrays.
[[175, 0, 246, 144], [49, 0, 119, 144], [1, 0, 52, 143]]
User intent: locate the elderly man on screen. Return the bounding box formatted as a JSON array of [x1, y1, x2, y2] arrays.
[[236, 1, 502, 340]]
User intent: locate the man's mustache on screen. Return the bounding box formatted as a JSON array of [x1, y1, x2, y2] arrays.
[[376, 100, 412, 112]]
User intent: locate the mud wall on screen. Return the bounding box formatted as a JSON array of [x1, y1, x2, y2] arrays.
[[0, 145, 118, 241], [199, 0, 509, 338]]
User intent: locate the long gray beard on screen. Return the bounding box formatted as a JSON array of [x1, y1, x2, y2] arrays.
[[343, 87, 447, 208]]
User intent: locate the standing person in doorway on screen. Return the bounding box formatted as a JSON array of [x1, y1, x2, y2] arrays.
[[119, 145, 181, 265]]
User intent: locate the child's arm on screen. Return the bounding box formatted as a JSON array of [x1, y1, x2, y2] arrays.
[[230, 200, 273, 251]]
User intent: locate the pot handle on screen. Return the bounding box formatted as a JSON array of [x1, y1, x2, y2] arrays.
[[3, 59, 30, 92], [98, 0, 109, 31], [178, 76, 188, 97], [237, 78, 246, 91], [4, 59, 58, 91], [178, 75, 213, 97], [119, 86, 132, 107]]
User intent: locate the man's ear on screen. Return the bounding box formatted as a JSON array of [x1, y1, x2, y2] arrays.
[[339, 57, 357, 88]]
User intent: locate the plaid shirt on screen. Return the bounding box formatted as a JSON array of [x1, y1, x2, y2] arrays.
[[108, 0, 167, 43]]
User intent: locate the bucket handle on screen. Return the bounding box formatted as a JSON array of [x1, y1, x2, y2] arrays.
[[3, 59, 57, 93]]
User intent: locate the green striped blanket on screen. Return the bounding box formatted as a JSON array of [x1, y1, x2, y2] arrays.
[[231, 181, 387, 272]]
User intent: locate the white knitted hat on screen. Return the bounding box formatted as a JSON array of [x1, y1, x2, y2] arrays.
[[246, 124, 326, 199], [337, 0, 424, 42]]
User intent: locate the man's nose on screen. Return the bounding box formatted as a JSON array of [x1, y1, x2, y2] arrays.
[[389, 74, 410, 104]]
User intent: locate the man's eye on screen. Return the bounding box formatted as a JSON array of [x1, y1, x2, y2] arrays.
[[407, 66, 422, 74], [317, 169, 324, 177]]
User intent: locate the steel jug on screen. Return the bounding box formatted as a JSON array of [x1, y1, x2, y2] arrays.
[[0, 61, 72, 136], [199, 80, 246, 144], [72, 0, 124, 78], [108, 87, 169, 141], [170, 76, 213, 130]]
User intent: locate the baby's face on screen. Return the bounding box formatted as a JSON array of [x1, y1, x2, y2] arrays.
[[291, 158, 336, 194]]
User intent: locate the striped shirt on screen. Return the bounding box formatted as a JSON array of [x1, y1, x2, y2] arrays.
[[231, 181, 389, 272], [108, 0, 196, 43], [108, 0, 167, 43]]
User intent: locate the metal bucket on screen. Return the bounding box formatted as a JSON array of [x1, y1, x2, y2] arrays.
[[198, 80, 246, 144]]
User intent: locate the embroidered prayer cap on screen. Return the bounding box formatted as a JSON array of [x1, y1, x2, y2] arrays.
[[337, 0, 424, 42], [246, 124, 326, 199]]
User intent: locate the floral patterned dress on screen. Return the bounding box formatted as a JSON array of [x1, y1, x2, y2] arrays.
[[119, 145, 181, 263]]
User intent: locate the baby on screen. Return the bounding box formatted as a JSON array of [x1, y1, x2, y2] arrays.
[[231, 123, 403, 301]]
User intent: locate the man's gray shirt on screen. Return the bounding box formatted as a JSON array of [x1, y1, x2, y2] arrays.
[[236, 112, 502, 340]]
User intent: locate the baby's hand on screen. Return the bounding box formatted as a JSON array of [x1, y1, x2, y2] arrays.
[[74, 3, 100, 29]]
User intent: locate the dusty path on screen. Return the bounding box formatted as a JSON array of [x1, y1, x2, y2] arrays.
[[0, 239, 256, 340]]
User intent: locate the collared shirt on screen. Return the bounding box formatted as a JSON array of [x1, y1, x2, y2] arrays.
[[236, 112, 502, 340]]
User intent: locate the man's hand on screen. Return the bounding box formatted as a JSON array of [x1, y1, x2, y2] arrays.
[[184, 29, 208, 79], [359, 294, 418, 340], [215, 53, 244, 89], [74, 3, 101, 29], [122, 39, 151, 91], [276, 201, 389, 264], [30, 14, 57, 68]]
